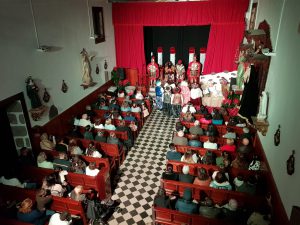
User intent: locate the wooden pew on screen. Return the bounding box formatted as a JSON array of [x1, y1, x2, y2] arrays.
[[160, 179, 266, 208], [0, 184, 88, 225], [153, 206, 233, 225], [18, 166, 111, 200]]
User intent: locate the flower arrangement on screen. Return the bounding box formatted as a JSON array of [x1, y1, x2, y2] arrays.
[[111, 67, 130, 92], [222, 92, 241, 116]]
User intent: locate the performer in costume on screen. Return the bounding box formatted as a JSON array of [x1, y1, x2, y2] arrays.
[[155, 80, 164, 110], [163, 85, 172, 117], [180, 80, 191, 106], [171, 87, 183, 118], [187, 55, 201, 84], [190, 83, 203, 106], [147, 56, 159, 88], [175, 59, 185, 83], [164, 61, 176, 84]]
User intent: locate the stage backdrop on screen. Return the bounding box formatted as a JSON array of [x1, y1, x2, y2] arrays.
[[144, 26, 210, 67], [113, 0, 249, 83]]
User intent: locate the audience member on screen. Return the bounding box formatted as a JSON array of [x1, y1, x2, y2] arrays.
[[104, 118, 116, 130], [116, 120, 133, 148], [55, 137, 68, 153], [68, 139, 83, 155], [231, 152, 249, 170], [35, 188, 53, 214], [42, 173, 66, 197], [85, 142, 102, 158], [17, 198, 47, 225], [95, 131, 107, 143], [175, 188, 198, 214], [210, 171, 232, 190], [220, 138, 236, 153], [162, 164, 178, 181], [181, 150, 198, 164], [179, 165, 195, 183], [205, 124, 218, 136], [84, 125, 94, 140], [173, 130, 188, 146], [40, 133, 55, 151], [70, 155, 87, 174], [154, 188, 171, 209], [193, 167, 211, 186], [166, 143, 182, 161], [78, 114, 93, 127], [189, 120, 203, 136], [49, 211, 72, 225], [37, 152, 54, 169], [53, 152, 72, 171], [69, 185, 87, 201], [199, 197, 222, 219], [86, 162, 100, 177], [18, 147, 35, 166], [203, 136, 218, 150]]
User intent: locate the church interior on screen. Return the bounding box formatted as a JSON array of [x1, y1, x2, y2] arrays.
[[0, 0, 299, 224]]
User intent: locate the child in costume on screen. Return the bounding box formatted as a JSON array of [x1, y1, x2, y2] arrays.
[[171, 87, 183, 118], [163, 85, 172, 117], [155, 80, 164, 110], [180, 80, 191, 106]]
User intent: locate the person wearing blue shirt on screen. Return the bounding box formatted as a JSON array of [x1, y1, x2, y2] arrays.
[[175, 188, 198, 214], [166, 143, 182, 161]]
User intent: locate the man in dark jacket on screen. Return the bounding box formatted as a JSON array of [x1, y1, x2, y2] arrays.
[[175, 188, 198, 214]]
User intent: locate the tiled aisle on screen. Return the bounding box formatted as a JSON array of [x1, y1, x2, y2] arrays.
[[108, 110, 175, 225]]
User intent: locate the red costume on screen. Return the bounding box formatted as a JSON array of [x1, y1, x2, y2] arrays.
[[187, 56, 201, 84], [147, 57, 159, 87]]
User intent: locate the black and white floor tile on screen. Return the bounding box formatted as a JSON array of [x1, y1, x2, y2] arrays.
[[108, 110, 176, 225]]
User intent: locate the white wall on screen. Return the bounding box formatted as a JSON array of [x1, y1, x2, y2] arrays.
[[0, 0, 116, 126], [256, 0, 300, 218]]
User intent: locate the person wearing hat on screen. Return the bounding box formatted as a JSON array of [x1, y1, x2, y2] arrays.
[[179, 165, 195, 184], [175, 59, 185, 83], [163, 85, 172, 116], [171, 87, 183, 118], [147, 56, 159, 87], [173, 130, 188, 146], [175, 188, 198, 214], [187, 55, 201, 84]]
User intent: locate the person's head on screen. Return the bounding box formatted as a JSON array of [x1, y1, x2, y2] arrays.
[[19, 198, 33, 214], [197, 167, 209, 181], [69, 138, 78, 147], [151, 56, 155, 63], [59, 152, 67, 160], [37, 152, 47, 163], [105, 118, 112, 125], [60, 211, 71, 221], [86, 105, 92, 111], [243, 127, 250, 134], [177, 130, 184, 137], [166, 164, 173, 173], [242, 137, 250, 146], [110, 132, 116, 138], [82, 113, 88, 120], [177, 59, 182, 65], [132, 102, 137, 107], [208, 136, 216, 143], [119, 120, 125, 126], [226, 138, 235, 146], [214, 171, 228, 183], [157, 187, 166, 198], [203, 197, 214, 207], [74, 185, 84, 194], [169, 143, 175, 150], [194, 120, 200, 126], [182, 165, 190, 175], [97, 131, 104, 137], [40, 133, 49, 141], [227, 199, 238, 211], [175, 122, 183, 131], [88, 162, 97, 170], [184, 149, 193, 159]]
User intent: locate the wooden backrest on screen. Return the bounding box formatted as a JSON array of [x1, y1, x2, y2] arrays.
[[99, 142, 120, 157]]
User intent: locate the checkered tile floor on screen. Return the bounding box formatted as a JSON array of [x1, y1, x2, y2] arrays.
[[108, 109, 175, 225]]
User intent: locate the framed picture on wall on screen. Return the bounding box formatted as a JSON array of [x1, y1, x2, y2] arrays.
[[92, 7, 105, 44], [249, 2, 258, 30]]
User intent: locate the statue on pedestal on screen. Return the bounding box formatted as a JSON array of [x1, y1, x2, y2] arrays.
[[257, 91, 268, 122]]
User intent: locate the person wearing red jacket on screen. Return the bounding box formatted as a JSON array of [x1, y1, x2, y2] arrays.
[[147, 56, 159, 87], [187, 55, 201, 84]]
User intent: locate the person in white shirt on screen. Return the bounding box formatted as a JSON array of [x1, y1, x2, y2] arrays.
[[78, 114, 93, 127], [0, 175, 25, 188], [131, 102, 141, 113], [85, 162, 100, 177], [182, 102, 196, 114], [49, 211, 72, 225], [203, 136, 218, 150]]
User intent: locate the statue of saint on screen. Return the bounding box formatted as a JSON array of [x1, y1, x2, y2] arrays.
[[257, 91, 268, 121], [80, 48, 94, 86], [26, 76, 42, 109]]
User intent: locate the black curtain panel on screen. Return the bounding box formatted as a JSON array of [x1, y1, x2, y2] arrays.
[[144, 25, 210, 67]]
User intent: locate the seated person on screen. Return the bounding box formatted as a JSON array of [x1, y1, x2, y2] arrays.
[[223, 127, 237, 139], [55, 137, 68, 153], [166, 143, 182, 161], [198, 105, 208, 115], [205, 124, 218, 136], [173, 130, 188, 146], [188, 136, 202, 147], [107, 132, 122, 147], [216, 199, 241, 223], [93, 119, 105, 129], [69, 185, 87, 201], [78, 113, 93, 127], [135, 89, 144, 104], [193, 167, 211, 186], [84, 125, 94, 140], [124, 112, 137, 122], [200, 113, 212, 124], [49, 211, 72, 225], [40, 132, 55, 151], [179, 165, 195, 183], [231, 152, 249, 170], [0, 171, 26, 188], [212, 109, 223, 125], [17, 198, 47, 225], [236, 117, 247, 127], [120, 101, 131, 112], [210, 171, 232, 190], [182, 112, 195, 122], [37, 152, 54, 169], [18, 147, 35, 166], [85, 162, 100, 177], [116, 120, 133, 149], [108, 100, 120, 111], [182, 102, 196, 114], [85, 105, 96, 119], [85, 141, 102, 158], [154, 187, 171, 209], [203, 136, 218, 150], [175, 122, 187, 133], [162, 164, 179, 181], [189, 120, 203, 136], [199, 197, 222, 219], [216, 151, 232, 168], [233, 175, 257, 195], [220, 138, 236, 153], [104, 118, 116, 130], [131, 102, 141, 113], [68, 139, 83, 155], [95, 131, 107, 143], [112, 111, 123, 120], [175, 188, 198, 214], [181, 149, 198, 164], [53, 152, 72, 171], [239, 137, 253, 152], [70, 155, 87, 174], [141, 103, 149, 118], [42, 173, 67, 197], [97, 101, 109, 110]]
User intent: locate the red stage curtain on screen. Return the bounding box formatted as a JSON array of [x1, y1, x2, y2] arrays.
[[113, 0, 249, 82]]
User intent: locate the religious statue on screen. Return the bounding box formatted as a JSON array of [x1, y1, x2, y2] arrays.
[[147, 56, 159, 88], [26, 76, 42, 109], [257, 91, 268, 121], [80, 48, 95, 88], [236, 50, 250, 90], [187, 55, 201, 84]]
